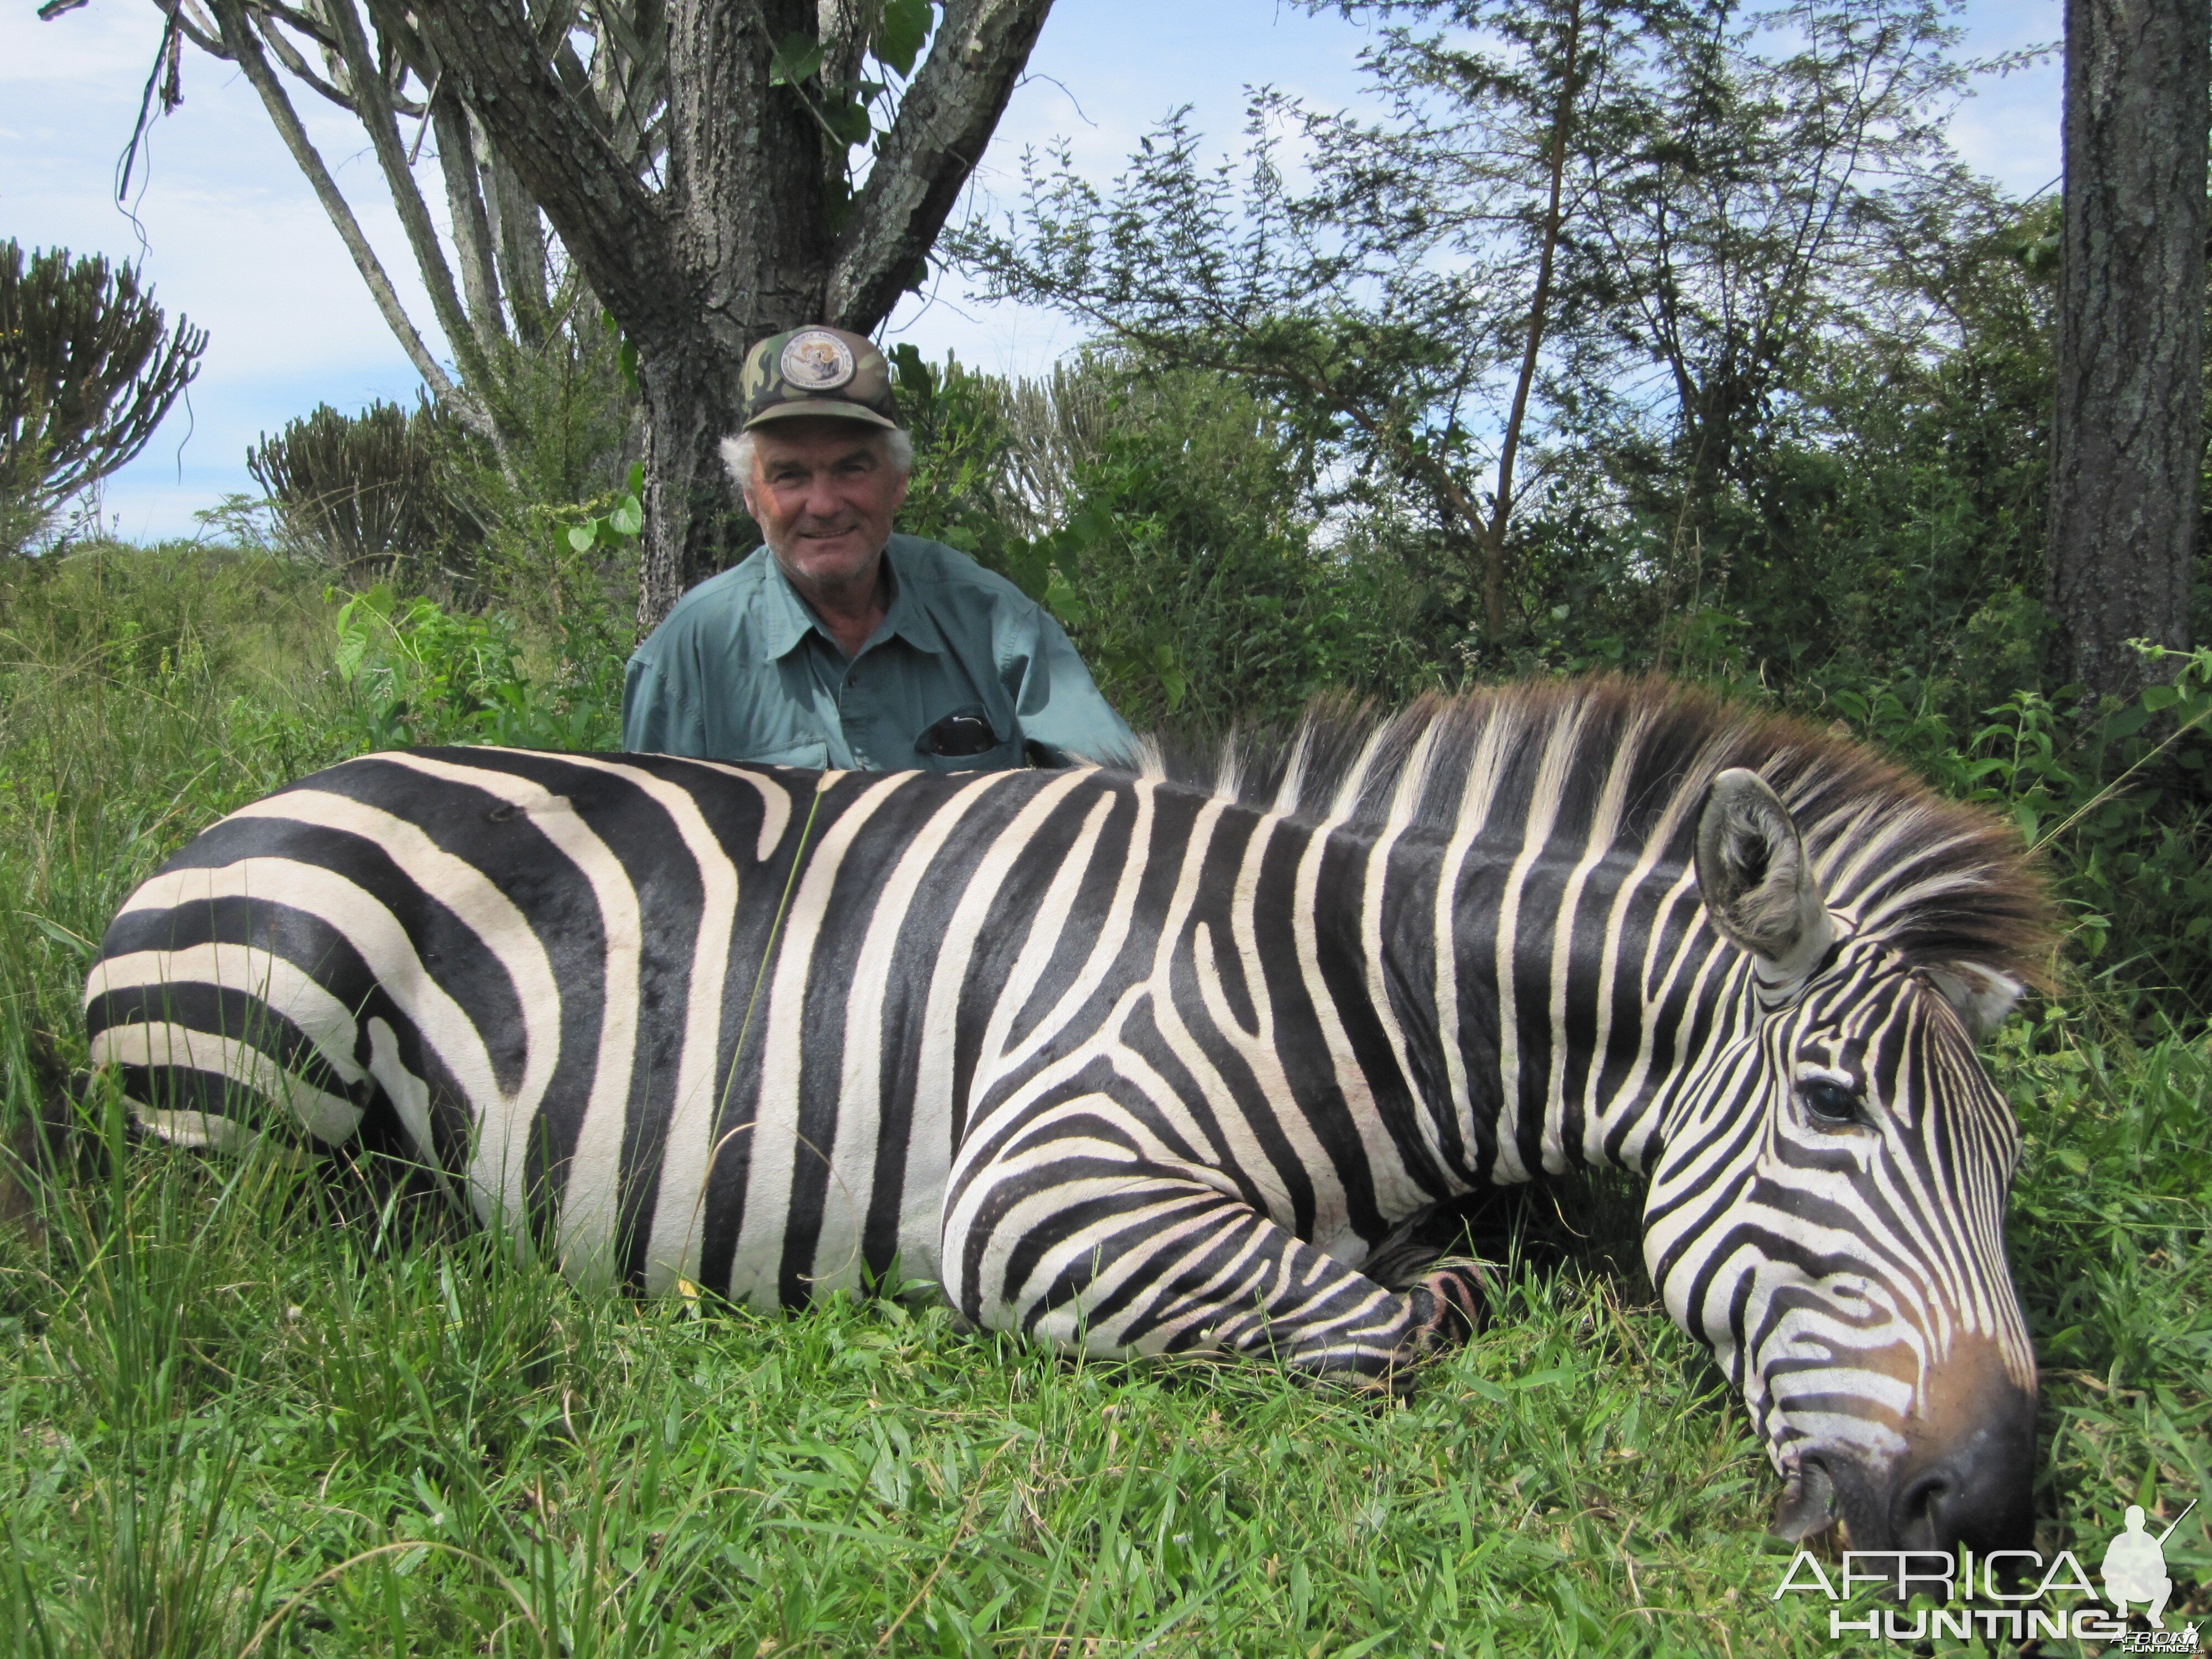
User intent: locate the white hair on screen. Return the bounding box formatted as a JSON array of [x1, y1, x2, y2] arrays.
[[718, 425, 913, 492]]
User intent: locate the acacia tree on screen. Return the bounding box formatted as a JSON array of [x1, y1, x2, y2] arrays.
[[1573, 1, 1966, 566], [958, 0, 1640, 639], [0, 240, 207, 542], [47, 0, 1052, 629], [2045, 0, 2206, 699], [957, 0, 1969, 645]]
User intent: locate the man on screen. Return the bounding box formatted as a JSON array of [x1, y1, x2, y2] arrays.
[[2101, 1504, 2174, 1628], [622, 326, 1134, 771]]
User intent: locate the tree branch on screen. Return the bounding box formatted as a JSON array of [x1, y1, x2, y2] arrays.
[[208, 0, 465, 409], [485, 137, 552, 342], [431, 84, 507, 350], [826, 0, 1053, 331], [414, 0, 677, 347], [250, 5, 361, 112], [817, 0, 869, 96], [1482, 0, 1581, 635], [320, 0, 510, 452]]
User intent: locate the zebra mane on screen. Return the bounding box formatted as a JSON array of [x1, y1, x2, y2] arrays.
[[1130, 676, 2060, 990]]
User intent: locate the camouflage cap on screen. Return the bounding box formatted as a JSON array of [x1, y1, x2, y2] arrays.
[[738, 326, 901, 431]]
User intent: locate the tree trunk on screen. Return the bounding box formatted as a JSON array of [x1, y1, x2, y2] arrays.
[[418, 0, 1055, 638], [2047, 0, 2208, 699]]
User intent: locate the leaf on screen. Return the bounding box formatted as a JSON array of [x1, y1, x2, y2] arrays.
[[608, 497, 644, 539], [875, 0, 932, 77], [822, 93, 873, 148], [568, 523, 598, 554], [1506, 1367, 1573, 1390], [30, 914, 95, 962], [602, 307, 639, 390], [1155, 644, 1187, 712], [769, 32, 823, 87], [1044, 571, 1089, 628]]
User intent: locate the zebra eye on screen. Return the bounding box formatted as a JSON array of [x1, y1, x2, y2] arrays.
[[1798, 1077, 1863, 1128]]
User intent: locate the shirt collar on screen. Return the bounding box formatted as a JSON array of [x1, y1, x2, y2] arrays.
[[876, 540, 947, 655], [757, 552, 825, 660]]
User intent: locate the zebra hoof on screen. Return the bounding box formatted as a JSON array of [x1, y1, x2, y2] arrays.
[[1412, 1257, 1496, 1348]]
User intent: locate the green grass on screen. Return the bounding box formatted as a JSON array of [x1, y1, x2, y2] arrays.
[[1, 545, 2205, 1657]]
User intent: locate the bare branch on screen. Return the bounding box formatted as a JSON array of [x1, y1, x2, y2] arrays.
[[207, 0, 466, 410], [826, 0, 1053, 332], [252, 5, 359, 111], [484, 136, 552, 342], [414, 0, 676, 346], [431, 85, 507, 350], [320, 0, 510, 453]]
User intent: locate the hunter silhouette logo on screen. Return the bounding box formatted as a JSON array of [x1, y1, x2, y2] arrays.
[[1770, 1494, 2202, 1647], [2103, 1500, 2194, 1629]]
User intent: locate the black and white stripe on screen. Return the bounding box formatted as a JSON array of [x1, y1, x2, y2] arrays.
[[86, 678, 2058, 1550]]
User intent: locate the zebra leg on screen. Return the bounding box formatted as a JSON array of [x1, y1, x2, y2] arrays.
[[942, 1119, 1481, 1379]]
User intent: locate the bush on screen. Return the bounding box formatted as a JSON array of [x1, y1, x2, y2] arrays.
[[1820, 644, 2212, 1022], [439, 291, 643, 620], [330, 582, 621, 753], [893, 349, 1441, 731], [0, 241, 206, 549], [247, 398, 482, 580]]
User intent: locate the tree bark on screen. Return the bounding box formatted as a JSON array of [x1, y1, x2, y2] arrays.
[[1481, 0, 1582, 640], [418, 0, 1056, 635], [432, 89, 507, 346], [825, 0, 1053, 330], [2047, 0, 2208, 699]]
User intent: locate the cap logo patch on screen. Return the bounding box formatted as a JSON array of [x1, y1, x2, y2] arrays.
[[780, 329, 857, 391]]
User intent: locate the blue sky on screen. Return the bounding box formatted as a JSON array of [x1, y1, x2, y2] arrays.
[[2, 0, 2060, 541]]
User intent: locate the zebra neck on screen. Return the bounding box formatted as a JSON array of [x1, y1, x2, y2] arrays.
[[1353, 821, 1744, 1189]]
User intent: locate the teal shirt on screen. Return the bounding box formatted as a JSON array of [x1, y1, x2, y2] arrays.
[[621, 534, 1135, 770]]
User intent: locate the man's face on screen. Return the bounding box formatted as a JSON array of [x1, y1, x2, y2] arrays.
[[742, 420, 910, 593]]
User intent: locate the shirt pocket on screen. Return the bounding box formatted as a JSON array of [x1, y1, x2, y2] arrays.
[[915, 738, 1023, 774], [912, 702, 1020, 773]]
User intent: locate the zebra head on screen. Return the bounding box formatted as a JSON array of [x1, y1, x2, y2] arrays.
[[1644, 767, 2039, 1554]]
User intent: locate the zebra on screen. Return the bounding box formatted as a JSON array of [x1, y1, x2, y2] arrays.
[[84, 677, 2057, 1555]]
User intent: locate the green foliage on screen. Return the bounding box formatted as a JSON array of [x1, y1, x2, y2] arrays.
[[0, 241, 207, 543], [564, 465, 645, 559], [247, 398, 481, 580], [894, 348, 1439, 729], [765, 0, 943, 255], [441, 288, 643, 629], [1819, 645, 2212, 1018], [957, 0, 1973, 655], [0, 547, 356, 1071], [2000, 1019, 2212, 1581], [330, 583, 620, 753], [1527, 187, 2063, 702]]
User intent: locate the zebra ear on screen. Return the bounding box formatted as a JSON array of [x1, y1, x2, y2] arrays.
[[1921, 964, 2025, 1041], [1695, 768, 1835, 984]]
